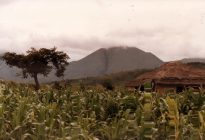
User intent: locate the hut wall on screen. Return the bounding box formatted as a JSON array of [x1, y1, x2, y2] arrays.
[[155, 83, 205, 94], [155, 84, 176, 94]]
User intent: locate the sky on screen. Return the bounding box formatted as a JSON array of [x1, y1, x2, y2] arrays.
[[0, 0, 205, 61]]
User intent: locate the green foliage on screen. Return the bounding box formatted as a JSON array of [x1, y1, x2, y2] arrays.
[[143, 82, 152, 89], [0, 81, 205, 139], [105, 100, 119, 119]]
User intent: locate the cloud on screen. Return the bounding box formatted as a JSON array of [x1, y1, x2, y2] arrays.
[[21, 35, 119, 60], [105, 26, 205, 61], [0, 0, 205, 61], [1, 25, 205, 62], [0, 0, 19, 6]]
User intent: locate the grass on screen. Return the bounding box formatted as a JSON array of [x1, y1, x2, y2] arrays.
[[0, 81, 205, 140]]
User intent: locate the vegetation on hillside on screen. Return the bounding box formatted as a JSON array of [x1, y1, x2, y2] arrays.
[[187, 62, 205, 69], [0, 81, 205, 140], [60, 69, 152, 89]]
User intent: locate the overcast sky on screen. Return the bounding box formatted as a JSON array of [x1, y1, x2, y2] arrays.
[[0, 0, 205, 61]]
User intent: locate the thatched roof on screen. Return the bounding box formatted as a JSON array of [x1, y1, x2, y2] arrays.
[[127, 61, 205, 87]]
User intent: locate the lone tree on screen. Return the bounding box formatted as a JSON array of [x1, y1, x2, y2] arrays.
[[2, 47, 69, 90]]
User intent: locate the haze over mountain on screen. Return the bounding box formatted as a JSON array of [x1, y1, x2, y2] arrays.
[[181, 58, 205, 63], [0, 47, 163, 82]]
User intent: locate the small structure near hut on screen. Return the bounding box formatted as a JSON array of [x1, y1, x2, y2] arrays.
[[126, 61, 205, 93]]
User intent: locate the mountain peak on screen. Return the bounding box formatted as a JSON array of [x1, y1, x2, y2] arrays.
[[105, 46, 143, 51]]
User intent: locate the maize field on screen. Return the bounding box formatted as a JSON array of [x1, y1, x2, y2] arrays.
[[0, 81, 205, 140]]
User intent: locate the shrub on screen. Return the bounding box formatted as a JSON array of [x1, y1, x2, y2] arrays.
[[101, 79, 114, 91]]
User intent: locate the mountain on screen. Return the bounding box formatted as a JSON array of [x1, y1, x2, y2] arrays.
[[181, 58, 205, 63], [0, 56, 32, 82], [63, 47, 163, 79], [0, 47, 163, 83]]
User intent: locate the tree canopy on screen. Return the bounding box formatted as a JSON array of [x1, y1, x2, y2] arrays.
[[2, 47, 69, 90]]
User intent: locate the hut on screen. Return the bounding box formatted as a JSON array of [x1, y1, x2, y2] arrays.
[[126, 61, 205, 93]]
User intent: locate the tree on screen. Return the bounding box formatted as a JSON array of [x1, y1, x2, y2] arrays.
[[2, 47, 69, 90]]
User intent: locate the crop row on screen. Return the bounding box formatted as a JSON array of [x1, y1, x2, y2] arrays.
[[0, 82, 205, 140]]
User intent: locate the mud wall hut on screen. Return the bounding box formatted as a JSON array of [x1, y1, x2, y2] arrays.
[[126, 62, 205, 93]]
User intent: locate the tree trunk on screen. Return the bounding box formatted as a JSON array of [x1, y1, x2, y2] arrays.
[[34, 73, 40, 90]]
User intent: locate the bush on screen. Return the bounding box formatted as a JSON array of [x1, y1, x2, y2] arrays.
[[105, 101, 119, 119], [101, 79, 114, 91]]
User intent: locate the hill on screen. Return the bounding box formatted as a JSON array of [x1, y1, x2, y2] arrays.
[[180, 58, 205, 69], [181, 58, 205, 63]]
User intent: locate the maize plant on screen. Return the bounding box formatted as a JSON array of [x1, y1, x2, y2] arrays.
[[0, 81, 204, 139]]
